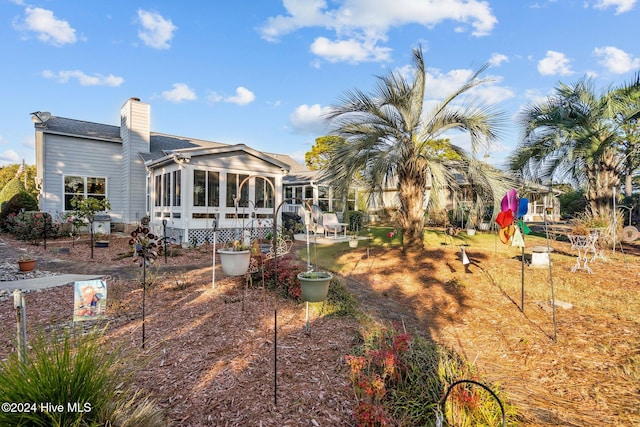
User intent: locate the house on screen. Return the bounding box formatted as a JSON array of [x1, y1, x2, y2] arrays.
[[33, 97, 348, 245]]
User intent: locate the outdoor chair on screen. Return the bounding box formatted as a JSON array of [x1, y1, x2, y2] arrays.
[[322, 213, 347, 239]]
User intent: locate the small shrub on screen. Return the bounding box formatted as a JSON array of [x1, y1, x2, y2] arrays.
[[259, 256, 307, 300], [0, 326, 164, 426]]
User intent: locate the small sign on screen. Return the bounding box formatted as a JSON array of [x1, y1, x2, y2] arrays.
[[73, 280, 107, 322]]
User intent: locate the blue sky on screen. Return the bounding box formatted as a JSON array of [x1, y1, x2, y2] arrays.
[[1, 0, 638, 169]]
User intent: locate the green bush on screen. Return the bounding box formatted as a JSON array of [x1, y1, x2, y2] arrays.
[[0, 191, 38, 230], [0, 176, 25, 206], [558, 189, 587, 219], [0, 326, 164, 427], [344, 210, 364, 233]]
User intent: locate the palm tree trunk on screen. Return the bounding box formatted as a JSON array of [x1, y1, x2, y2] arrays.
[[625, 168, 633, 197], [586, 156, 620, 218], [397, 159, 428, 252]]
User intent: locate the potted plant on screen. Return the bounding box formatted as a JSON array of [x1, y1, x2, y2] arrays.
[[17, 253, 36, 272], [348, 225, 359, 248], [297, 270, 333, 302], [218, 240, 251, 276], [466, 211, 477, 236]]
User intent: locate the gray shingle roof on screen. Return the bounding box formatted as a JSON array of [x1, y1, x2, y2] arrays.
[[41, 116, 121, 142], [39, 116, 316, 181]]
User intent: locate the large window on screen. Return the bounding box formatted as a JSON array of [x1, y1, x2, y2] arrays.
[[284, 185, 303, 204], [173, 170, 181, 206], [318, 185, 329, 211], [193, 170, 219, 207], [154, 175, 161, 207], [255, 177, 275, 208], [64, 176, 106, 210], [226, 173, 249, 207]]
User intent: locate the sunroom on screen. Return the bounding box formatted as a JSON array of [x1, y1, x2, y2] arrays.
[[144, 145, 290, 246]]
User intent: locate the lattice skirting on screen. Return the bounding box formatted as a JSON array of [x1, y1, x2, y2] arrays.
[[186, 227, 272, 246]]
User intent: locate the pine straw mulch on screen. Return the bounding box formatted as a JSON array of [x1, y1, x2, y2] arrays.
[[335, 237, 640, 427], [1, 232, 639, 426]]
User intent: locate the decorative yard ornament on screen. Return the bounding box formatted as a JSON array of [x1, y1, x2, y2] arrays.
[[130, 226, 162, 348], [495, 190, 530, 312], [460, 246, 470, 265]]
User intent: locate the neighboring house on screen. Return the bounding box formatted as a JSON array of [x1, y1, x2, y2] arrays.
[[32, 97, 342, 244]]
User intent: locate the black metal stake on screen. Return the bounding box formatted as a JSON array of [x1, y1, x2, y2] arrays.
[[162, 219, 168, 263], [142, 258, 147, 348], [42, 212, 48, 250], [88, 216, 94, 259], [521, 246, 525, 312]]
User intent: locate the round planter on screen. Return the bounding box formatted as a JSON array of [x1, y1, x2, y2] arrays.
[[297, 272, 333, 302], [18, 259, 35, 272], [348, 239, 359, 248], [95, 240, 109, 248], [218, 250, 251, 276], [466, 229, 476, 236]]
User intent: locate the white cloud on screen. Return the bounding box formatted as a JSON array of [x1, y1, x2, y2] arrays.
[[207, 91, 223, 103], [537, 50, 573, 76], [488, 53, 509, 67], [15, 7, 77, 46], [0, 149, 21, 164], [225, 87, 255, 106], [424, 67, 514, 104], [593, 46, 640, 74], [259, 0, 497, 63], [310, 36, 391, 62], [137, 10, 177, 49], [162, 83, 197, 103], [590, 0, 636, 14], [289, 104, 332, 134], [42, 70, 124, 86]]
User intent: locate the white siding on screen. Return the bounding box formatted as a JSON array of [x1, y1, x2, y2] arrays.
[[40, 134, 123, 221]]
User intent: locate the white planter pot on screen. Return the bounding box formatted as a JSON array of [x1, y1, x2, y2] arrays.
[[466, 229, 476, 236], [218, 250, 251, 276], [348, 239, 359, 248], [478, 222, 490, 231]]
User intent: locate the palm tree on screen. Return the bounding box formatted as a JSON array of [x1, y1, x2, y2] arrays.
[[612, 73, 640, 197], [510, 77, 640, 218], [323, 47, 509, 251]]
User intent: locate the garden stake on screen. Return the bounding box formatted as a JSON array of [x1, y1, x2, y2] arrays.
[[543, 198, 557, 342], [521, 245, 525, 312], [162, 219, 167, 263], [142, 257, 146, 348], [211, 218, 217, 289]]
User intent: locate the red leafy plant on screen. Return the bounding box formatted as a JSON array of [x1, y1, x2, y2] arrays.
[[345, 324, 413, 426]]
